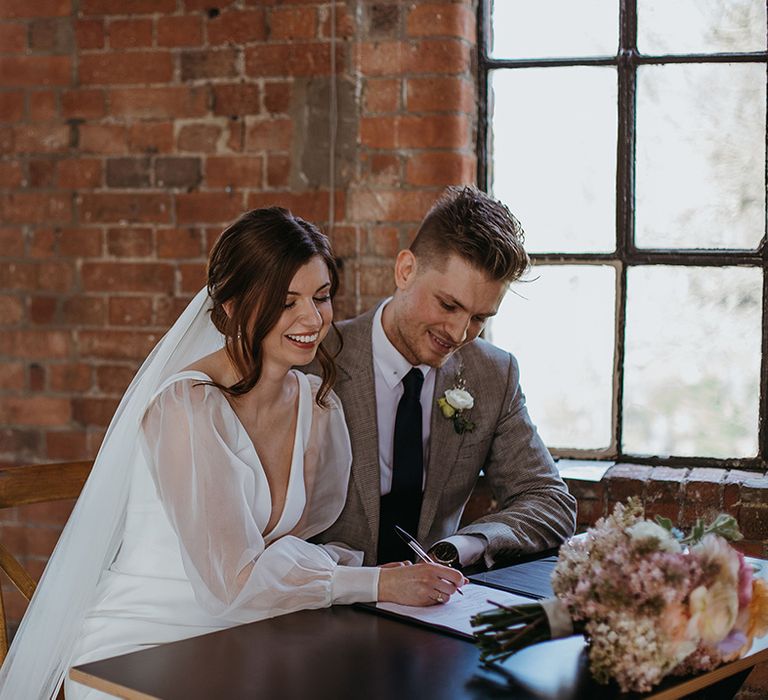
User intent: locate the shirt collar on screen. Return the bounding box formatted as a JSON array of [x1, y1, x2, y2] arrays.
[[372, 299, 432, 391]]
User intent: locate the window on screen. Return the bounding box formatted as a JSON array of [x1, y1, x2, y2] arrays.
[[480, 0, 767, 469]]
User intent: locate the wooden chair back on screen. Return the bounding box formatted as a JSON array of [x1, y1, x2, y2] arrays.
[[0, 460, 93, 665]]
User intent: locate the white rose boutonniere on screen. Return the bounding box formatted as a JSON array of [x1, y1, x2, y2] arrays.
[[437, 367, 475, 434]]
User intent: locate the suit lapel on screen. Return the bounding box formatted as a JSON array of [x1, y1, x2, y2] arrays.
[[334, 311, 381, 544], [418, 352, 467, 541]]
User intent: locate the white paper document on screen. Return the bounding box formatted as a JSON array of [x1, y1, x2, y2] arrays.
[[375, 583, 535, 637]]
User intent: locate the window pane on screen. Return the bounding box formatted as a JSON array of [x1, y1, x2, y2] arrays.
[[491, 67, 617, 253], [490, 265, 616, 451], [491, 0, 618, 59], [638, 0, 767, 54], [636, 63, 766, 250], [623, 267, 761, 458]]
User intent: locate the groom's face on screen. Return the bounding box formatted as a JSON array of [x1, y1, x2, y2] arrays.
[[385, 251, 507, 368]]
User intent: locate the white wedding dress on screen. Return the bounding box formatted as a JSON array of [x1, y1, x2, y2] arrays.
[[62, 369, 378, 700]]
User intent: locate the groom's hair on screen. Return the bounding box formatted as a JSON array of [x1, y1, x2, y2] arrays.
[[207, 207, 340, 406], [410, 186, 530, 283]]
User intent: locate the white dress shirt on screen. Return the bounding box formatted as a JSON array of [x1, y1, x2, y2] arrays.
[[371, 301, 485, 567]]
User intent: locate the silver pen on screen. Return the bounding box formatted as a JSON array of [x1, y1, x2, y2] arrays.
[[394, 525, 464, 595]]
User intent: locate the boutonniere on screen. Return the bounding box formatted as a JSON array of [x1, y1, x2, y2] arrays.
[[436, 367, 475, 434]]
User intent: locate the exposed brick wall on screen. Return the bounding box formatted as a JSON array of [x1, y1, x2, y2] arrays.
[[0, 0, 477, 627]]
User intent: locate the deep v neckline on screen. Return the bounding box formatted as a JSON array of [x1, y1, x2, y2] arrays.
[[158, 369, 310, 542]]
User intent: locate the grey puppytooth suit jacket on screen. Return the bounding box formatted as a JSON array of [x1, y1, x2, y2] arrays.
[[309, 304, 577, 566]]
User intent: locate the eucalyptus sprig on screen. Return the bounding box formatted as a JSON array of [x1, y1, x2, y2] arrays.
[[655, 512, 743, 546]]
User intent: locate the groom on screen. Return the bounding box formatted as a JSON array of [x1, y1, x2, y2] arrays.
[[311, 186, 576, 569]]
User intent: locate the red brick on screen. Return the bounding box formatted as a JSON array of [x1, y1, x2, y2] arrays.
[[359, 39, 470, 77], [212, 83, 261, 117], [72, 396, 120, 427], [110, 86, 209, 119], [14, 124, 69, 153], [269, 6, 316, 40], [247, 190, 344, 224], [28, 296, 57, 324], [319, 3, 354, 40], [363, 78, 400, 113], [367, 226, 401, 258], [0, 162, 22, 187], [78, 124, 128, 154], [61, 296, 106, 325], [106, 157, 151, 188], [58, 158, 103, 188], [226, 120, 244, 152], [363, 153, 400, 185], [0, 125, 13, 154], [79, 52, 173, 85], [128, 122, 173, 154], [28, 159, 58, 188], [75, 19, 104, 49], [157, 15, 203, 47], [81, 0, 175, 14], [0, 227, 24, 256], [360, 114, 470, 149], [107, 18, 153, 49], [78, 330, 158, 361], [406, 76, 474, 113], [0, 428, 41, 456], [58, 227, 103, 257], [0, 0, 70, 19], [266, 154, 289, 189], [109, 296, 153, 325], [28, 91, 58, 121], [406, 4, 475, 41], [28, 229, 56, 258], [740, 506, 768, 540], [176, 122, 223, 152], [0, 23, 26, 52], [741, 476, 768, 504], [0, 362, 24, 390], [206, 156, 263, 188], [0, 92, 24, 122], [61, 89, 106, 119], [0, 522, 65, 558], [106, 227, 153, 257], [245, 43, 341, 77], [79, 193, 172, 224], [48, 363, 91, 392], [29, 17, 73, 53], [366, 3, 400, 36], [153, 295, 190, 327], [95, 364, 136, 394], [0, 397, 71, 426], [180, 49, 238, 81], [207, 9, 266, 45], [46, 430, 88, 460], [348, 189, 441, 224], [186, 0, 236, 8], [81, 262, 174, 293], [0, 192, 71, 224], [0, 55, 70, 86], [360, 265, 394, 296], [0, 295, 23, 324], [406, 152, 475, 186], [155, 157, 201, 189], [176, 192, 245, 224], [264, 81, 291, 113], [178, 262, 206, 293], [245, 118, 292, 151], [156, 228, 202, 259]]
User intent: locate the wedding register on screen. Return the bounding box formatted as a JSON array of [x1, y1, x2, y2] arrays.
[[366, 584, 534, 640]]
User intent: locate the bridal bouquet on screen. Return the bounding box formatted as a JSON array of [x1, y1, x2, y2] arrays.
[[471, 499, 768, 693]]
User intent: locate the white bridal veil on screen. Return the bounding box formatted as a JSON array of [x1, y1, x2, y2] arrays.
[[0, 288, 223, 699]]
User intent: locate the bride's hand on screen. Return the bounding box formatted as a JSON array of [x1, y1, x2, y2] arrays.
[[377, 562, 466, 606]]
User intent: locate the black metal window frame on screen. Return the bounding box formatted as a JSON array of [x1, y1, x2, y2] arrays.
[[477, 0, 768, 470]]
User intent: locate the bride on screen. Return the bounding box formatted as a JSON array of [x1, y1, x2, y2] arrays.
[[0, 208, 464, 699]]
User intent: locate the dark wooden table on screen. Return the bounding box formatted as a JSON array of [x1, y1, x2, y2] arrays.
[[70, 602, 768, 700]]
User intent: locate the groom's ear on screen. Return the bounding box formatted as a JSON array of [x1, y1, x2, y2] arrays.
[[394, 249, 418, 290]]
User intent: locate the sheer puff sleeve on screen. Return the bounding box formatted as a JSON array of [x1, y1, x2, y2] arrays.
[[141, 375, 379, 625]]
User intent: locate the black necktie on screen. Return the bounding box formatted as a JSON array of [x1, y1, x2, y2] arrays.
[[378, 368, 424, 563]]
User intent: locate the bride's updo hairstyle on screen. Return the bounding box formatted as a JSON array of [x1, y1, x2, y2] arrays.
[[206, 207, 340, 405]]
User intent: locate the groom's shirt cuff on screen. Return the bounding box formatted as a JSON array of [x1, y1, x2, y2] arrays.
[[441, 534, 487, 567]]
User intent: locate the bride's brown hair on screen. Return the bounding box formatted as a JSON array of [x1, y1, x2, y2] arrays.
[[206, 207, 340, 406]]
